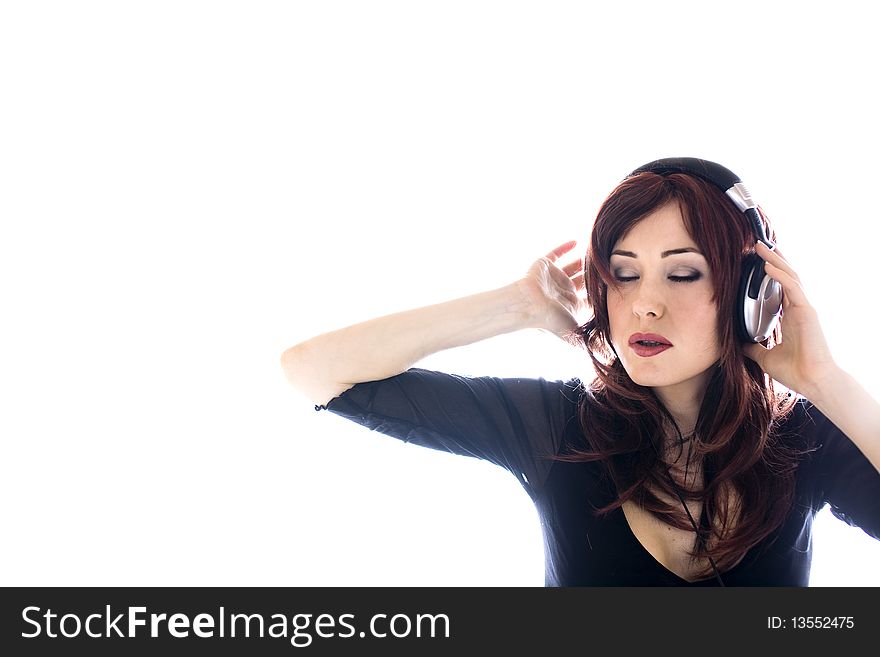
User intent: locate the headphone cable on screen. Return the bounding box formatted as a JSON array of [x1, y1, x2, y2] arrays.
[[650, 435, 726, 587], [660, 464, 726, 586]]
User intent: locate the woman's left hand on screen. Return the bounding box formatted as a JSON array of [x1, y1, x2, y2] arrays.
[[743, 241, 839, 399]]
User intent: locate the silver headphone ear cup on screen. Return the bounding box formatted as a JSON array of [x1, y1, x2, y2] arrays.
[[738, 253, 783, 342]]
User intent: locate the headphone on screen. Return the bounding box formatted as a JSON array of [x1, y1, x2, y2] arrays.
[[625, 157, 783, 344]]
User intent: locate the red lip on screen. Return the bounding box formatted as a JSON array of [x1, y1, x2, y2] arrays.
[[628, 332, 672, 346], [630, 342, 672, 358]]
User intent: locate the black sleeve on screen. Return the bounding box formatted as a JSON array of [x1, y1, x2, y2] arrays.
[[316, 367, 583, 499], [802, 401, 880, 540]]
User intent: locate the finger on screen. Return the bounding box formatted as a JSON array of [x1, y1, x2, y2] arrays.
[[764, 261, 810, 308], [550, 269, 586, 309], [562, 288, 580, 309], [560, 259, 585, 277], [545, 240, 578, 263], [546, 274, 580, 309], [756, 241, 799, 281], [547, 260, 578, 291]]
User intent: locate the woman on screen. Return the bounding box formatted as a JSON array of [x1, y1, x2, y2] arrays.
[[281, 157, 880, 586]]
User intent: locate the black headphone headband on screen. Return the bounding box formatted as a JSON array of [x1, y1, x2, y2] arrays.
[[625, 157, 774, 248]]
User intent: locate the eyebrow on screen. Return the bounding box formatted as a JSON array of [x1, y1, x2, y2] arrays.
[[610, 247, 704, 258]]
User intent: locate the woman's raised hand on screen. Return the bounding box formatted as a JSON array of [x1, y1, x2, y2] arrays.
[[516, 240, 590, 339], [283, 239, 591, 406], [744, 241, 839, 399]]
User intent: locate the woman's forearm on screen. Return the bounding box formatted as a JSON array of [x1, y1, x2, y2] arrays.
[[809, 367, 880, 474], [280, 282, 536, 406]]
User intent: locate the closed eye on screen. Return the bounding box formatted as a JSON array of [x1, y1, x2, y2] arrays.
[[613, 274, 703, 283]]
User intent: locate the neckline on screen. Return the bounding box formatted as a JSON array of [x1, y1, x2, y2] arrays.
[[617, 504, 721, 585]]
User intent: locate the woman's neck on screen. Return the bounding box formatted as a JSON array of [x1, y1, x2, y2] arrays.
[[652, 368, 712, 440]]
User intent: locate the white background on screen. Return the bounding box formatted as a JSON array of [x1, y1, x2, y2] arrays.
[[2, 1, 878, 586]]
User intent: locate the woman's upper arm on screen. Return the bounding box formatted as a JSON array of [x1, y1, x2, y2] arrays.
[[318, 367, 582, 495], [805, 402, 880, 539]]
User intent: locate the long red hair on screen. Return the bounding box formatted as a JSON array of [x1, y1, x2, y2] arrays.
[[563, 170, 804, 577]]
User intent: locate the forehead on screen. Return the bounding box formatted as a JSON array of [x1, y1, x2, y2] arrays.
[[613, 202, 696, 251]]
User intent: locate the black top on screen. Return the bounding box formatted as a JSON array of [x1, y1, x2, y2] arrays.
[[317, 368, 880, 586]]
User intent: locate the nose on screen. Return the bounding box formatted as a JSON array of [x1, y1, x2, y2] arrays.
[[631, 280, 665, 320]]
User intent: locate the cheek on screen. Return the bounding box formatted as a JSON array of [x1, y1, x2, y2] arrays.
[[606, 297, 627, 335], [686, 303, 722, 350], [606, 289, 626, 314], [669, 287, 715, 316]]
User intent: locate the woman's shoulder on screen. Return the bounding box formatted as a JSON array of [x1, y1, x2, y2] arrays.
[[773, 396, 838, 449], [772, 396, 870, 485]]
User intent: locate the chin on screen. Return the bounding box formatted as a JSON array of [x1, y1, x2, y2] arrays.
[[622, 360, 715, 391], [618, 357, 679, 385], [626, 371, 678, 388]]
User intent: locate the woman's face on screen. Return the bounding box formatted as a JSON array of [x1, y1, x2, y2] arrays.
[[607, 202, 721, 401]]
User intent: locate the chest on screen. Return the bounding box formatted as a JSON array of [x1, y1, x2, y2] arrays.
[[620, 479, 743, 582], [538, 459, 812, 585], [621, 499, 711, 582]]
